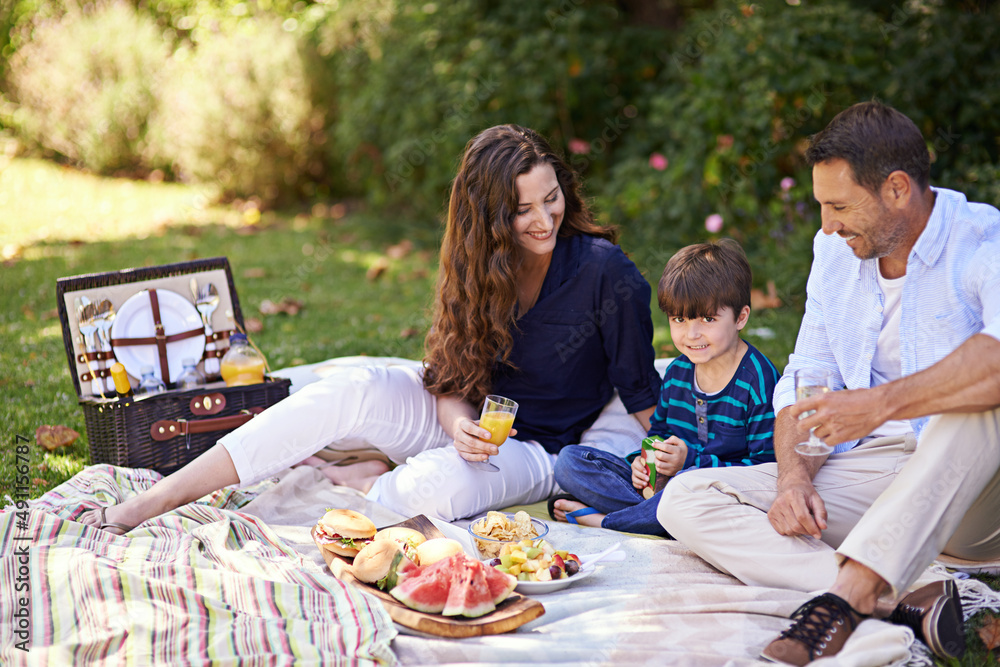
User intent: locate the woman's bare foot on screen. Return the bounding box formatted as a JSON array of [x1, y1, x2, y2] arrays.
[[318, 460, 391, 494], [79, 494, 172, 535], [552, 499, 605, 528], [292, 455, 328, 468], [80, 444, 241, 535]]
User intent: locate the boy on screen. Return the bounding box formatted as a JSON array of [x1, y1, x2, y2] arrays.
[[550, 239, 779, 535]]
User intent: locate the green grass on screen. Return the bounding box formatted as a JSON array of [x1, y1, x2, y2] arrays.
[[8, 157, 997, 662]]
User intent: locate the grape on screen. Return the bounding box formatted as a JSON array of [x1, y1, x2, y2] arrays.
[[548, 565, 562, 580], [489, 558, 501, 567], [565, 559, 580, 576]]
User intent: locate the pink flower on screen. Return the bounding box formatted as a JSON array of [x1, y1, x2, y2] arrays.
[[705, 213, 724, 233], [780, 177, 796, 191], [648, 153, 668, 171], [568, 139, 590, 155]]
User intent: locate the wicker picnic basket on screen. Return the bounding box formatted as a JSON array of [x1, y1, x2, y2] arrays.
[[56, 257, 291, 475]]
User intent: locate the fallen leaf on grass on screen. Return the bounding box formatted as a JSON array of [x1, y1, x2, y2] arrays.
[[259, 298, 303, 316], [366, 257, 390, 282], [386, 239, 413, 260], [750, 280, 782, 310], [978, 615, 1000, 649], [36, 425, 80, 451], [243, 267, 267, 279], [245, 317, 264, 333], [400, 327, 420, 339], [32, 478, 49, 487]]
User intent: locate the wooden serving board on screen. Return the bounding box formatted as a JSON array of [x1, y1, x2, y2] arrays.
[[313, 514, 545, 638]]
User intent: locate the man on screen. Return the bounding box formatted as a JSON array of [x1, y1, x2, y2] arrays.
[[658, 100, 1000, 664]]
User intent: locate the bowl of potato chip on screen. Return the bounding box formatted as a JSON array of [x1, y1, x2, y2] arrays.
[[468, 510, 548, 560]]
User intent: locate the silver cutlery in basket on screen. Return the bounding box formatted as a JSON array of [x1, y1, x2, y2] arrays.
[[191, 279, 221, 377], [93, 299, 117, 393], [76, 297, 104, 396]]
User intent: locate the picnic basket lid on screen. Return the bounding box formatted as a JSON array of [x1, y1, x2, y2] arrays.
[[56, 257, 244, 399]]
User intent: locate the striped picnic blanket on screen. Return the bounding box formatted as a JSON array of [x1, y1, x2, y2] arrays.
[[0, 465, 397, 666]]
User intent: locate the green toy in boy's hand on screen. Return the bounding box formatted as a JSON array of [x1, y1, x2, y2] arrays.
[[640, 435, 669, 499]]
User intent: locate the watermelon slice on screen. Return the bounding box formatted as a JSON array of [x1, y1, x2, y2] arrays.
[[390, 553, 512, 618], [394, 554, 423, 586], [481, 560, 517, 604], [390, 559, 452, 613], [377, 552, 424, 591], [442, 558, 495, 618]]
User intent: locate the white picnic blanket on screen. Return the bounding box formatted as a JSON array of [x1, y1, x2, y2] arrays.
[[9, 356, 996, 665], [243, 466, 929, 666], [263, 355, 990, 666]]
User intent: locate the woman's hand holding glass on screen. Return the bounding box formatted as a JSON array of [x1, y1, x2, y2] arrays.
[[450, 395, 518, 472], [465, 395, 518, 472]]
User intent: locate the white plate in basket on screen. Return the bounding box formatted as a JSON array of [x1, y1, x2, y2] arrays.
[[110, 289, 205, 384]]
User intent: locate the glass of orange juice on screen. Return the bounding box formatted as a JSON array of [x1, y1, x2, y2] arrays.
[[467, 395, 518, 472]]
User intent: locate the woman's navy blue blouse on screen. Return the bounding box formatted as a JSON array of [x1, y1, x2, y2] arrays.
[[491, 233, 661, 454]]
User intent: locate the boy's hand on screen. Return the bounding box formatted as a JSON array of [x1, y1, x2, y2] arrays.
[[631, 454, 650, 490], [654, 436, 687, 477]]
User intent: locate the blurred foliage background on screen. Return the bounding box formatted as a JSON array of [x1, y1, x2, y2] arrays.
[[2, 0, 998, 308]]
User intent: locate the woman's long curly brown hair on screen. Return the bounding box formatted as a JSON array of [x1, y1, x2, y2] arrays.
[[422, 124, 617, 405]]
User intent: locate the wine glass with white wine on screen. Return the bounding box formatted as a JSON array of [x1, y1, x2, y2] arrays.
[[793, 369, 837, 456]]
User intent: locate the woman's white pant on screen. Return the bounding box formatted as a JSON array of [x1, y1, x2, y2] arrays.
[[220, 364, 646, 521]]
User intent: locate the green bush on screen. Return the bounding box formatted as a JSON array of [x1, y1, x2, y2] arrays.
[[150, 19, 323, 204], [315, 0, 666, 215], [885, 7, 1000, 206], [601, 0, 1000, 304], [5, 2, 169, 174]]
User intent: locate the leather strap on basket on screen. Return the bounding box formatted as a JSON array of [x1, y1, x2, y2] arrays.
[[110, 289, 203, 381], [81, 368, 112, 382], [149, 289, 170, 383], [190, 393, 226, 415], [150, 407, 264, 441], [77, 350, 116, 363], [202, 330, 235, 361]]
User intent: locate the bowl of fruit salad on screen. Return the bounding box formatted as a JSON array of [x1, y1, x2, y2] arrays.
[[486, 537, 587, 593]]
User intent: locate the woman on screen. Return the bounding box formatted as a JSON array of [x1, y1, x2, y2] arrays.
[[84, 125, 661, 530]]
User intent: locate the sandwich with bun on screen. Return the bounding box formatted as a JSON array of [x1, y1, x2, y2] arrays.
[[314, 509, 376, 558], [353, 539, 420, 590], [374, 526, 426, 562]]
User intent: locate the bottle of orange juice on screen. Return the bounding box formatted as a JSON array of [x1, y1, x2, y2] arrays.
[[220, 333, 265, 387]]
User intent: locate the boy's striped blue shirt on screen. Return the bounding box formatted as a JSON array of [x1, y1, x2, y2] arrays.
[[647, 341, 779, 470]]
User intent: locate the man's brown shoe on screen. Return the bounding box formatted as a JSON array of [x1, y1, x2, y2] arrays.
[[761, 593, 866, 665], [889, 580, 966, 659]]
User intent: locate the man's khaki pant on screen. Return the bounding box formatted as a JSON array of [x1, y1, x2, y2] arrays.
[[659, 408, 1000, 598]]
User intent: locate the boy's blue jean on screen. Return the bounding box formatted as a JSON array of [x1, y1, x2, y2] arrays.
[[553, 445, 672, 537]]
